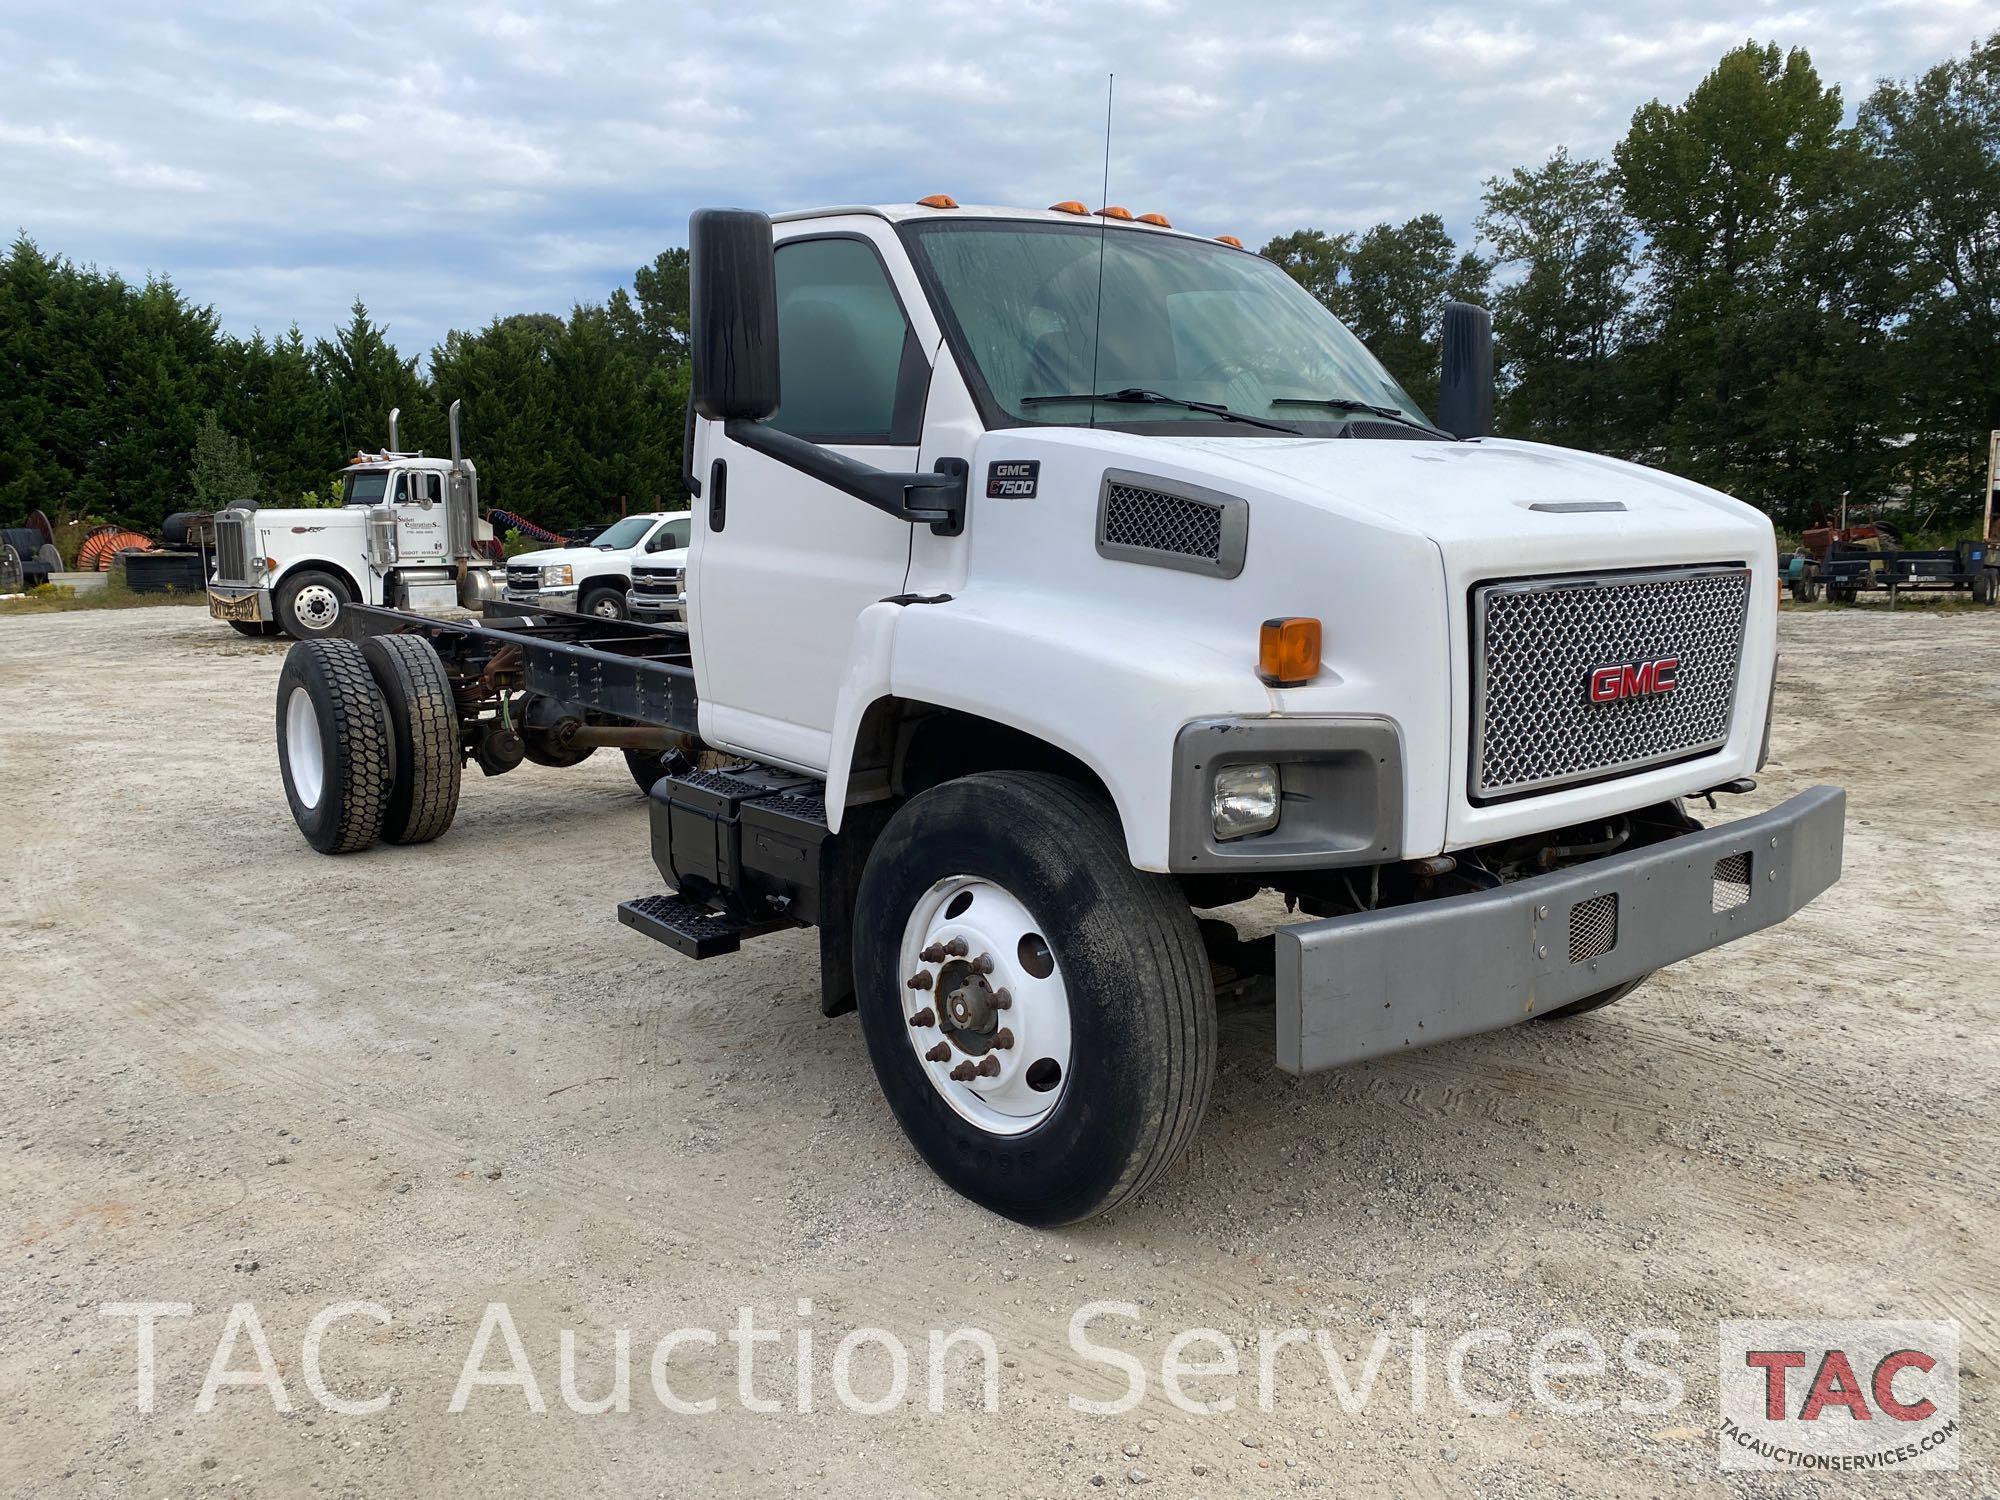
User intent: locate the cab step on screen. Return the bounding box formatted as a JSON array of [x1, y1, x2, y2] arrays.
[[616, 892, 787, 960]]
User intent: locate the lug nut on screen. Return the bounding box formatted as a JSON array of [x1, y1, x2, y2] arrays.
[[920, 942, 947, 963], [950, 1061, 978, 1081], [908, 1008, 935, 1028], [906, 970, 933, 991], [970, 952, 994, 975], [975, 1055, 1001, 1078], [925, 1042, 952, 1062], [992, 1027, 1014, 1050], [944, 937, 969, 958], [990, 987, 1012, 1010]]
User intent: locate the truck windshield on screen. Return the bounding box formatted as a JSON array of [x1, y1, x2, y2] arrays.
[[341, 472, 390, 504], [590, 516, 655, 549], [902, 220, 1430, 435]]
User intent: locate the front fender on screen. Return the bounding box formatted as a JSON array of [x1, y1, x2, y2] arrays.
[[824, 592, 1278, 870]]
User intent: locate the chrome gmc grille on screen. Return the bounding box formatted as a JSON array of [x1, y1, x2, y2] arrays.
[[1472, 565, 1750, 800], [213, 514, 253, 583]]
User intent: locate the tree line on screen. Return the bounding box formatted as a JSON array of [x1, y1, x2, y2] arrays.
[[1264, 33, 2000, 533], [2, 32, 1994, 539], [0, 242, 693, 535]]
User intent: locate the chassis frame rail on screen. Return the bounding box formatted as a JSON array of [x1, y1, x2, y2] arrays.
[[339, 602, 701, 731]]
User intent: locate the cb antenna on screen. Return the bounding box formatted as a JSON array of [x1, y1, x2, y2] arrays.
[[1087, 72, 1114, 428]]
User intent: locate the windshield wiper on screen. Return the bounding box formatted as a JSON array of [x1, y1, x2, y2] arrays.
[[1270, 397, 1453, 439], [1022, 387, 1299, 435]]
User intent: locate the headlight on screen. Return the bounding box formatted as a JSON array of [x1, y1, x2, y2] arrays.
[[1212, 763, 1279, 840], [541, 564, 572, 587]]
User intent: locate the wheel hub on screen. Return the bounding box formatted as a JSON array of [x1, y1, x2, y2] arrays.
[[296, 584, 339, 628], [898, 875, 1070, 1136]]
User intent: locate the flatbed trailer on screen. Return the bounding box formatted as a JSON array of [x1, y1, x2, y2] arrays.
[[1790, 539, 1996, 604]]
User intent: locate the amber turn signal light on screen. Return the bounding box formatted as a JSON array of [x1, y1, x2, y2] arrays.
[[1258, 617, 1321, 688]]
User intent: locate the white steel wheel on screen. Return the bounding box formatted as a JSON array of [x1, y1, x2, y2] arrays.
[[285, 687, 325, 808], [898, 875, 1072, 1135], [294, 583, 341, 629]]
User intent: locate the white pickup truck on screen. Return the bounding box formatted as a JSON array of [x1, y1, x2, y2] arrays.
[[269, 198, 1845, 1227], [502, 512, 691, 619]]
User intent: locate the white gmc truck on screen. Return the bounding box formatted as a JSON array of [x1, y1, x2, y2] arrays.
[[267, 199, 1845, 1227]]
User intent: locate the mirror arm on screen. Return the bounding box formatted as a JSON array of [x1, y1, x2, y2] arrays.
[[723, 420, 967, 537]]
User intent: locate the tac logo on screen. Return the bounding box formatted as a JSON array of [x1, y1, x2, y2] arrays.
[[1717, 1320, 1959, 1471], [1587, 657, 1678, 703]]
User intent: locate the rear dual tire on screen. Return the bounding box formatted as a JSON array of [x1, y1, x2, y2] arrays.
[[276, 635, 460, 853]]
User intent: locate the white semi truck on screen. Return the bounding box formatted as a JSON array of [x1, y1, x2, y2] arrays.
[[265, 199, 1845, 1226], [206, 402, 501, 639]]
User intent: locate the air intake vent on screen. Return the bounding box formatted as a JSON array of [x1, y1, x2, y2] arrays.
[[1095, 470, 1248, 578], [1347, 421, 1441, 442], [1568, 893, 1618, 963], [1712, 852, 1753, 912]]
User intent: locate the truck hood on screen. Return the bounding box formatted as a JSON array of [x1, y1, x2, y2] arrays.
[[509, 544, 620, 569], [1152, 433, 1768, 565]]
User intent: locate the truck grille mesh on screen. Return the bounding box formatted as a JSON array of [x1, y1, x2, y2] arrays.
[[1101, 482, 1222, 561], [1474, 566, 1750, 799], [214, 515, 253, 583], [506, 564, 541, 591]]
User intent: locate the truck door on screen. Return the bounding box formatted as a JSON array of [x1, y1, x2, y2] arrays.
[[690, 224, 937, 772]]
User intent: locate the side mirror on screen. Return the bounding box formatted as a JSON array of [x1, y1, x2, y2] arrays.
[[690, 208, 781, 423], [1437, 301, 1494, 440]]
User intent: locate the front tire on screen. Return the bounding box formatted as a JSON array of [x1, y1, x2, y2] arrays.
[[360, 634, 462, 844], [579, 584, 628, 620], [1535, 974, 1649, 1021], [276, 569, 353, 639], [276, 640, 391, 854], [854, 771, 1215, 1227]]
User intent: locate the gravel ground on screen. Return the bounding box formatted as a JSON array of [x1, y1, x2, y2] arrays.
[[1, 605, 1993, 1497]]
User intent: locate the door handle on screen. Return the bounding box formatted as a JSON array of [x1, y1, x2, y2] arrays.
[[708, 458, 728, 532]]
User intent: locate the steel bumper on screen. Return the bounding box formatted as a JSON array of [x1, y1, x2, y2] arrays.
[[503, 586, 578, 611], [1275, 786, 1845, 1074], [207, 586, 269, 623]]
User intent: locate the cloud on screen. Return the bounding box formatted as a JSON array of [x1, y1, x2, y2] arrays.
[[0, 0, 1978, 357]]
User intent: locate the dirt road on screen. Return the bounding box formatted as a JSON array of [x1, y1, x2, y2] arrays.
[[1, 606, 1993, 1496]]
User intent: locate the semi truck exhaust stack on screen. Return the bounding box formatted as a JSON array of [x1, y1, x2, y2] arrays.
[[388, 406, 400, 451]]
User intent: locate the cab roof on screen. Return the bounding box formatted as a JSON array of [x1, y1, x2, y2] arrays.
[[341, 452, 457, 473], [771, 202, 1255, 253]]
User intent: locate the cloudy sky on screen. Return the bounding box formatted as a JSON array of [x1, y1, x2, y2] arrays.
[[2, 0, 1988, 359]]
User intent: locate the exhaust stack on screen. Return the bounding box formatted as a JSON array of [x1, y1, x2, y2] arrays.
[[388, 406, 400, 451], [449, 399, 464, 468]]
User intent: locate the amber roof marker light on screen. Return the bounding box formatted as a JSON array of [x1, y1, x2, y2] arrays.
[[916, 194, 959, 209], [1216, 234, 1244, 249], [1137, 212, 1171, 227], [1096, 205, 1134, 220], [1049, 199, 1089, 215]]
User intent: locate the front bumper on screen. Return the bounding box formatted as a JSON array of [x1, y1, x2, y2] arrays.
[[1275, 786, 1845, 1074], [503, 585, 578, 611], [629, 594, 685, 623], [207, 585, 270, 623]]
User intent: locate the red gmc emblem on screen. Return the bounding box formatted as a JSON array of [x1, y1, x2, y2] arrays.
[[1588, 657, 1679, 703]]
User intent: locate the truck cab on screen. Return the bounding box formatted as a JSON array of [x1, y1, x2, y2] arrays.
[[503, 512, 691, 620], [207, 403, 497, 639]]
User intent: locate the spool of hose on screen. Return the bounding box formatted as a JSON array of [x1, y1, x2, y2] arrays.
[[77, 525, 154, 572]]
